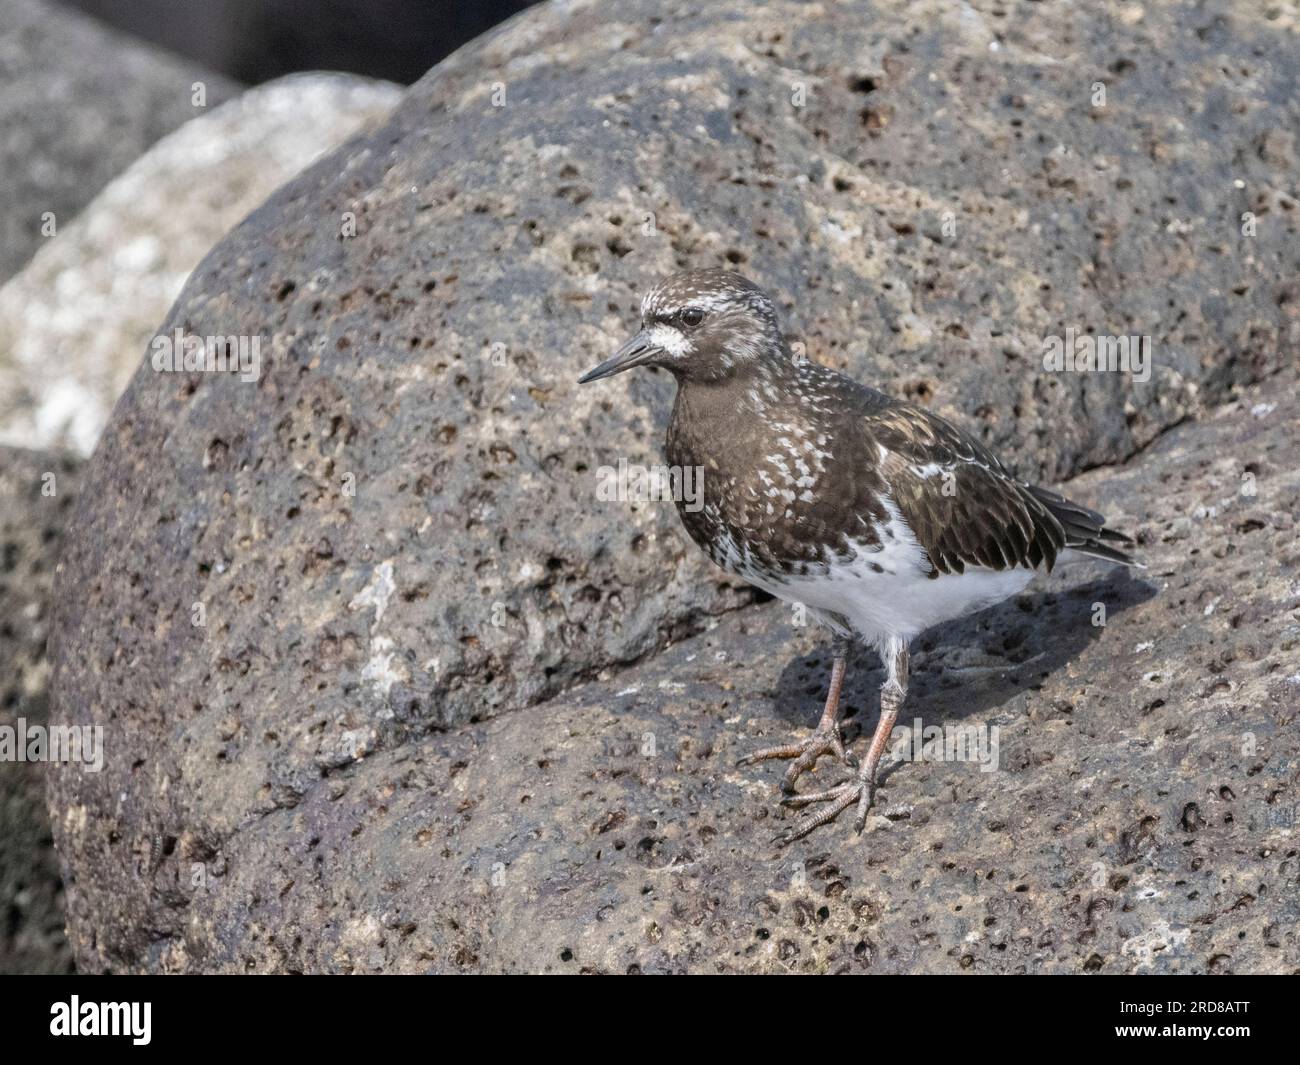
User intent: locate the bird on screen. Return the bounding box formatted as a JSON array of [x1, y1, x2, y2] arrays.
[[578, 269, 1139, 844]]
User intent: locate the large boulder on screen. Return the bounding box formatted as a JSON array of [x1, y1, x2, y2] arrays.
[[0, 447, 81, 973], [0, 73, 403, 454], [52, 377, 1300, 973], [0, 0, 239, 283], [47, 0, 1297, 971]]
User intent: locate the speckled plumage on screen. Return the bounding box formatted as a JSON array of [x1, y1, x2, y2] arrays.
[[580, 269, 1138, 842]]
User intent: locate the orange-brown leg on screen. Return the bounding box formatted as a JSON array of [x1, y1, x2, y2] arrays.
[[776, 641, 909, 845], [737, 638, 856, 794]]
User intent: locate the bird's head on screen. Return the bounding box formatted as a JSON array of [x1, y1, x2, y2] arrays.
[[578, 269, 788, 386]]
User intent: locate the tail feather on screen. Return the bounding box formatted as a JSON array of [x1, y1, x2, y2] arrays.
[[1068, 540, 1143, 567], [1027, 484, 1144, 569], [1027, 484, 1106, 528]]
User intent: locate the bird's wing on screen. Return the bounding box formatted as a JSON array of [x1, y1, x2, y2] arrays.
[[864, 401, 1067, 576]]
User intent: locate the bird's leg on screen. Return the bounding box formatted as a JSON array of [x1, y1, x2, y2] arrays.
[[736, 636, 856, 794], [775, 640, 909, 845], [852, 643, 908, 831]]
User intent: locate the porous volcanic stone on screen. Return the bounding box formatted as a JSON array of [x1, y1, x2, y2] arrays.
[[0, 73, 402, 454], [0, 447, 81, 973], [47, 0, 1297, 971], [52, 374, 1300, 973], [0, 0, 239, 283]]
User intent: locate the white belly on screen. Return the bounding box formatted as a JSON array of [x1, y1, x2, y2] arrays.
[[729, 496, 1037, 652]]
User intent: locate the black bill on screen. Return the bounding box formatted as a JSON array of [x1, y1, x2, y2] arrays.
[[577, 330, 661, 383]]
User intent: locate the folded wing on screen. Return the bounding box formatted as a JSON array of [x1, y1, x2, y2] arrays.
[[866, 402, 1135, 575]]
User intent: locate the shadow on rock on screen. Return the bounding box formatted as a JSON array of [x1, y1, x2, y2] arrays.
[[770, 569, 1159, 745]]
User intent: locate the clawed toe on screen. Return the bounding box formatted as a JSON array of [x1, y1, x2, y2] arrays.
[[853, 781, 874, 835], [735, 743, 801, 769], [772, 781, 862, 845], [779, 782, 853, 807], [778, 731, 853, 793], [736, 724, 854, 791], [773, 778, 877, 845]]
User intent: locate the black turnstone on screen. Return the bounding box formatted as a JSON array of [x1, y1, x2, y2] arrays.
[[579, 269, 1138, 844]]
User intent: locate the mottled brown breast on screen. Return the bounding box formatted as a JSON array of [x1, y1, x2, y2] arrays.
[[665, 368, 893, 580], [664, 360, 1069, 583]]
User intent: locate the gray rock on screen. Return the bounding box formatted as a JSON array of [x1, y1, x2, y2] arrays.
[[0, 73, 403, 454], [0, 447, 80, 974], [45, 0, 1298, 971], [51, 375, 1300, 973], [0, 0, 240, 283], [63, 0, 539, 86]]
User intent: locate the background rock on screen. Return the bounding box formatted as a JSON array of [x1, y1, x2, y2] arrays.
[[65, 0, 540, 86], [0, 73, 403, 454], [0, 447, 80, 974], [0, 0, 240, 284], [45, 0, 1298, 972]]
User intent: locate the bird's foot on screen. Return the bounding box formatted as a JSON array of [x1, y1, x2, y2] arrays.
[[772, 777, 876, 845], [736, 723, 856, 794]]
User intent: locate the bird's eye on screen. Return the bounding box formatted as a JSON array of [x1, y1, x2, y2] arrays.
[[679, 308, 704, 328]]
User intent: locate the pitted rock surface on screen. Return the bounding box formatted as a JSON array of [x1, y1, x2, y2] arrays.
[[0, 73, 402, 455], [45, 0, 1298, 971], [52, 374, 1300, 973]]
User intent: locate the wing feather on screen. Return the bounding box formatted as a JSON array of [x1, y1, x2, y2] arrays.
[[868, 403, 1066, 577]]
